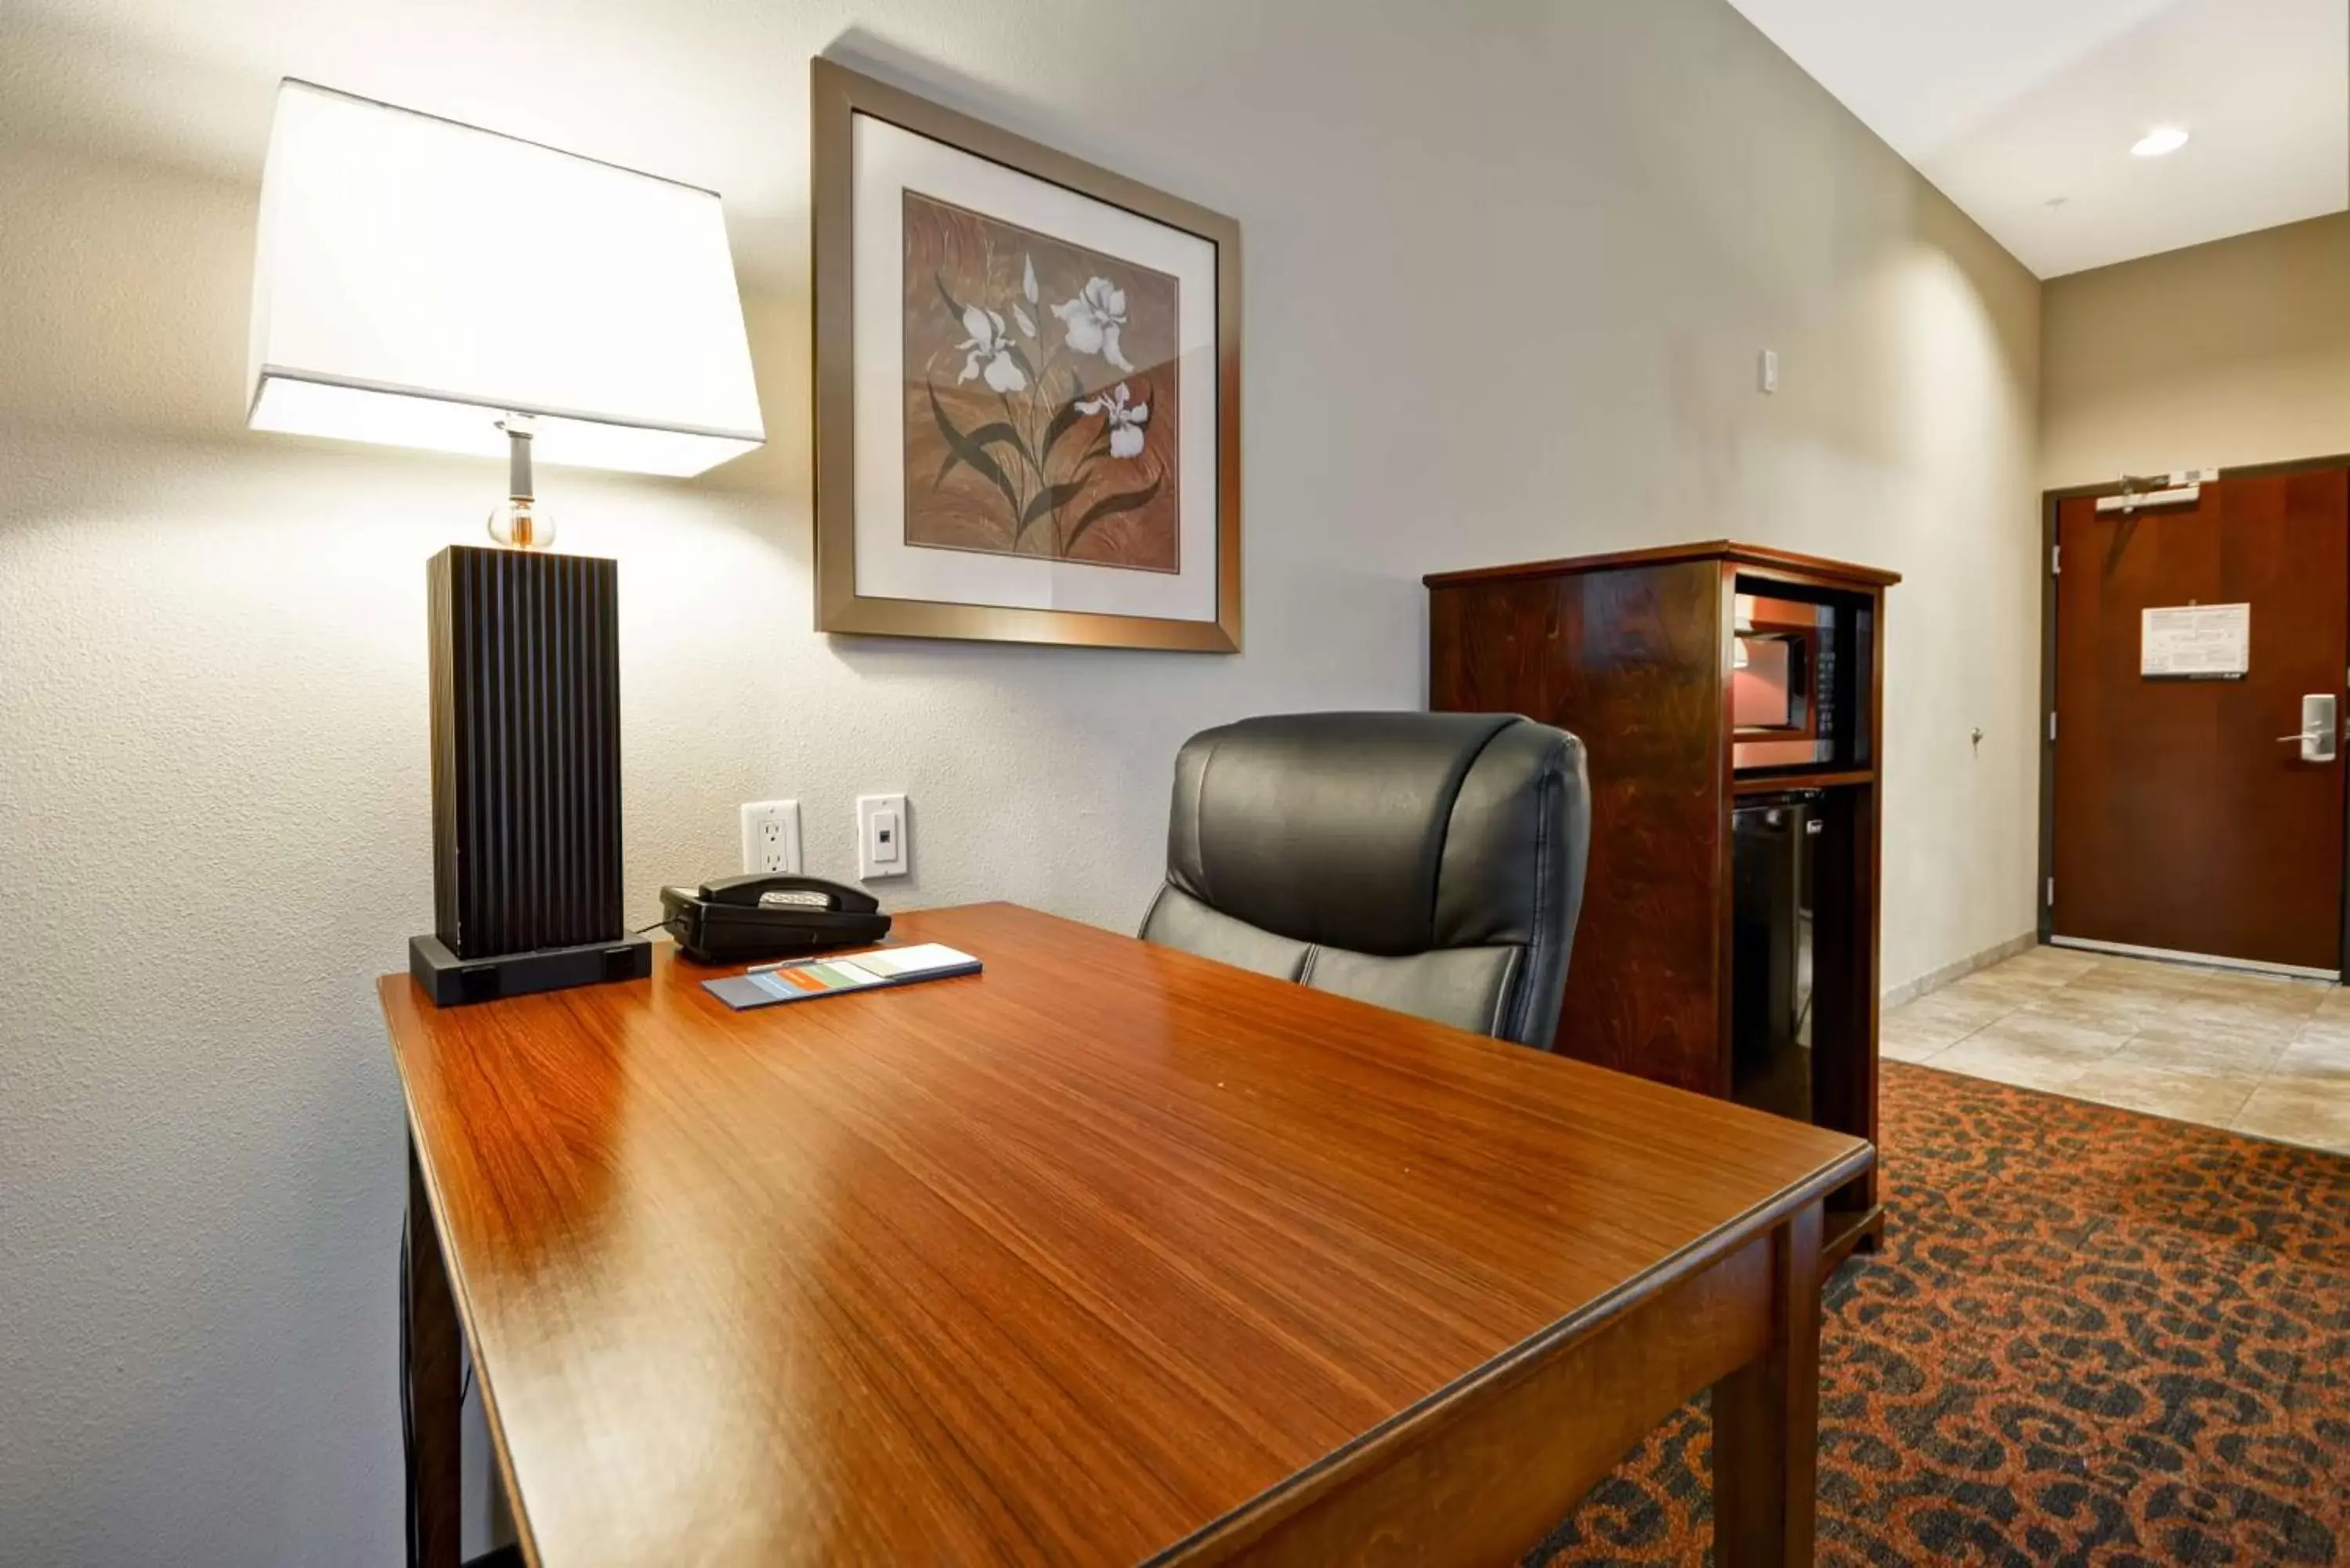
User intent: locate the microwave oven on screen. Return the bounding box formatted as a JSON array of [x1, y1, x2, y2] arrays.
[[1731, 585, 1870, 772]]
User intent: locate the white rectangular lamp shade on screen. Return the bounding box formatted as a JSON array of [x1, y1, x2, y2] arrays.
[[248, 80, 764, 477]]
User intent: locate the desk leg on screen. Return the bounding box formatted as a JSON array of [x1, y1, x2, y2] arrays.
[[407, 1140, 463, 1568], [1712, 1201, 1824, 1568]]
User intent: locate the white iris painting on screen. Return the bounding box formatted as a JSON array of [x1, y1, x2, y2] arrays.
[[901, 190, 1180, 572]]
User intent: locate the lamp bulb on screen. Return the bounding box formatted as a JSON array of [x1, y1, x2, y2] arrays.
[[488, 496, 556, 550]]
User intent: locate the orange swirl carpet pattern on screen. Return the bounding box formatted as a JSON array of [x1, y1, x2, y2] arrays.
[[1532, 1061, 2350, 1566]]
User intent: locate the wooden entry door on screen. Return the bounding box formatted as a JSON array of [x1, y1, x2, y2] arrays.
[[2052, 470, 2350, 974]]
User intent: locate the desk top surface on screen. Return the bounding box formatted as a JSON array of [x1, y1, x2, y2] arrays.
[[383, 901, 1869, 1567]]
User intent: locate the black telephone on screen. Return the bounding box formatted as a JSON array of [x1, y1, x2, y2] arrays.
[[659, 874, 892, 965]]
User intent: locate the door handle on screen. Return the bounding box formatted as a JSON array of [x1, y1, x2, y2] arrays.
[[2278, 694, 2340, 762]]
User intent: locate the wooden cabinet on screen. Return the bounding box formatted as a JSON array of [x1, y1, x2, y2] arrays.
[[1426, 540, 1897, 1271]]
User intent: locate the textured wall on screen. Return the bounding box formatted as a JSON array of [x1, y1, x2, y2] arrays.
[[2043, 210, 2350, 487], [0, 0, 2041, 1559]]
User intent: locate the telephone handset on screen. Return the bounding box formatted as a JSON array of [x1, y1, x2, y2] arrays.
[[698, 873, 880, 912], [660, 873, 891, 964]]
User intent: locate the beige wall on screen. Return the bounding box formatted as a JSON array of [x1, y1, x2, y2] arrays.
[[2043, 211, 2350, 487], [0, 1, 2042, 1559]]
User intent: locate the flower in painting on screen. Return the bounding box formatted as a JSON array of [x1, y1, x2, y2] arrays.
[[1077, 381, 1149, 459], [1052, 276, 1136, 372], [955, 305, 1028, 393], [1022, 254, 1039, 305]]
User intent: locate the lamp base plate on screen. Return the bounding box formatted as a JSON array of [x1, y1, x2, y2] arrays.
[[407, 931, 653, 1008]]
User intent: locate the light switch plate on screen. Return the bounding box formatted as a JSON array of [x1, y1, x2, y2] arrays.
[[855, 793, 909, 880]]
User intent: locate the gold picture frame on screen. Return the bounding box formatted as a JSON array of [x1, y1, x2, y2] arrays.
[[810, 57, 1242, 652]]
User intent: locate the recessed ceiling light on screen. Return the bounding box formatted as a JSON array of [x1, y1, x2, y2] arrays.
[[2044, 195, 2070, 208], [2131, 126, 2190, 158]]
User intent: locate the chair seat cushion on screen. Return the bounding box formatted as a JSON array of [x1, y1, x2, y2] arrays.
[[1301, 945, 1524, 1039], [1139, 886, 1311, 982]]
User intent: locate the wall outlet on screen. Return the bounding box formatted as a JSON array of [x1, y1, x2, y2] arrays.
[[855, 793, 909, 880], [739, 800, 802, 875]]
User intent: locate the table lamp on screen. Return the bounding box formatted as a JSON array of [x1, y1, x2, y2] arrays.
[[248, 79, 765, 1004]]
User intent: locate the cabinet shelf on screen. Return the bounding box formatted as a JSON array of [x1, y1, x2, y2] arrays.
[[1734, 768, 1875, 794], [1823, 1201, 1885, 1272]]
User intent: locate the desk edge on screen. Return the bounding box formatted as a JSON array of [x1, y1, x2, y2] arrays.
[[1144, 1138, 1875, 1565], [381, 975, 551, 1568]]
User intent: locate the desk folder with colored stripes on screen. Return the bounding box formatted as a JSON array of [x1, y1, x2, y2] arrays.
[[702, 943, 982, 1010]]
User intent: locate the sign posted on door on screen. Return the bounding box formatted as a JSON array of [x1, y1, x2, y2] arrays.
[[2142, 603, 2250, 678]]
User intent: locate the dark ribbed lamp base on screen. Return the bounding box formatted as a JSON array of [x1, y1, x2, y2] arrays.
[[421, 544, 635, 1007]]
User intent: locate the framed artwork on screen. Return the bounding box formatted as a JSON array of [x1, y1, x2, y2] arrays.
[[810, 58, 1242, 652]]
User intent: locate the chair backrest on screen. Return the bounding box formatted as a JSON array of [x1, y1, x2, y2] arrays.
[[1138, 711, 1589, 1048]]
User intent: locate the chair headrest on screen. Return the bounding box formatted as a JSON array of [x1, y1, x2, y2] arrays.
[[1164, 710, 1573, 956]]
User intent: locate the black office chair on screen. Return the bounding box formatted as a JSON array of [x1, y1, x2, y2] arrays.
[[1138, 711, 1590, 1049]]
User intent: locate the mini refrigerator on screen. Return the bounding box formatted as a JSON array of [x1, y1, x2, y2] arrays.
[[1731, 792, 1820, 1122]]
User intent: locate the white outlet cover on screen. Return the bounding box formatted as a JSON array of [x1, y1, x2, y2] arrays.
[[739, 800, 802, 875], [855, 793, 908, 880]]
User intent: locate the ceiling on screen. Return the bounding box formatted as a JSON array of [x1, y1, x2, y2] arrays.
[[9, 0, 2343, 288], [1726, 0, 2349, 278]]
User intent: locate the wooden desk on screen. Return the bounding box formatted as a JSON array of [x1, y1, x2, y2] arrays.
[[385, 902, 1871, 1567]]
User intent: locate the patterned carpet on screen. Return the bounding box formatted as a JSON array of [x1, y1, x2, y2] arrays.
[[1531, 1061, 2350, 1566]]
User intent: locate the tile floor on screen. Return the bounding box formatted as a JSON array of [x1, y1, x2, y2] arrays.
[[1883, 943, 2350, 1154]]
